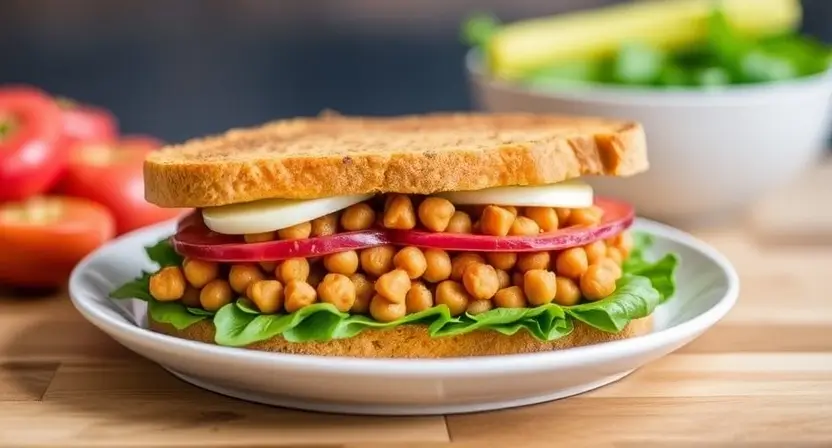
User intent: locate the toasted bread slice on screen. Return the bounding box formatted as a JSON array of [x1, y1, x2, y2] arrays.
[[149, 315, 653, 358], [145, 113, 648, 208]]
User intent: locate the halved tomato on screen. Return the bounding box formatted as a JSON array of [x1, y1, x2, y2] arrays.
[[58, 137, 185, 235], [0, 196, 116, 288], [170, 198, 634, 262]]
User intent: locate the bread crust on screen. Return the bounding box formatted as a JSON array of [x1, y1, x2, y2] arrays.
[[149, 315, 653, 358], [145, 113, 648, 208]]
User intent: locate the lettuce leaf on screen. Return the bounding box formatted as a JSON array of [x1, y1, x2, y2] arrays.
[[111, 231, 678, 345], [111, 272, 153, 301]]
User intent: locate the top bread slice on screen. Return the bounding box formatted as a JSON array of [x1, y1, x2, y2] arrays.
[[144, 112, 648, 208]]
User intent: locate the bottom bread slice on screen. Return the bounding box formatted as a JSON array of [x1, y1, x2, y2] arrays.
[[149, 314, 654, 358]]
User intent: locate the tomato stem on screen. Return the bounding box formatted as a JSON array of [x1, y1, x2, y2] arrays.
[[0, 115, 17, 140]]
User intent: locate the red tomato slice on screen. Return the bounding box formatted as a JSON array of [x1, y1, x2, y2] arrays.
[[391, 198, 634, 252], [0, 86, 65, 201], [0, 196, 115, 288], [170, 198, 634, 262], [58, 98, 118, 148], [172, 212, 387, 262], [58, 138, 186, 235]]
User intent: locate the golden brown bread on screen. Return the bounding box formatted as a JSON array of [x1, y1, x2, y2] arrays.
[[149, 315, 653, 358], [144, 113, 648, 208]]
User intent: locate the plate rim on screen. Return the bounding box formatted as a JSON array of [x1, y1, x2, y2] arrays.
[[69, 217, 739, 377]]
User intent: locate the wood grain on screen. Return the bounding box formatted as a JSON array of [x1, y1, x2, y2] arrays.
[[1, 163, 831, 446]]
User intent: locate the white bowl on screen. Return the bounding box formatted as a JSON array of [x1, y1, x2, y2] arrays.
[[467, 51, 832, 226], [68, 218, 738, 415]]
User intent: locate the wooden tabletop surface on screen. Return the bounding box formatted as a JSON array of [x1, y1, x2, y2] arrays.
[[1, 162, 831, 447]]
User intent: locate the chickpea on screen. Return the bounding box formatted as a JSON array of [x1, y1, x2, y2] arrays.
[[416, 196, 456, 232], [555, 247, 588, 279], [149, 266, 186, 301], [259, 261, 277, 273], [276, 258, 310, 284], [568, 206, 603, 227], [311, 213, 339, 237], [524, 207, 559, 232], [246, 280, 284, 314], [580, 264, 617, 301], [598, 258, 623, 279], [349, 273, 374, 314], [555, 208, 572, 227], [181, 286, 202, 308], [445, 211, 472, 234], [496, 268, 511, 289], [503, 206, 519, 216], [340, 203, 376, 231], [406, 281, 434, 313], [553, 277, 582, 306], [284, 280, 317, 312], [359, 245, 396, 277], [611, 231, 634, 257], [393, 246, 427, 279], [516, 251, 551, 273], [317, 273, 356, 312], [584, 240, 607, 265], [607, 246, 624, 265], [466, 299, 493, 315], [508, 216, 540, 236], [243, 231, 275, 243], [229, 264, 265, 294], [512, 271, 525, 290], [422, 248, 452, 283], [450, 252, 485, 281], [493, 286, 527, 308], [369, 294, 407, 323], [323, 250, 359, 275], [523, 270, 557, 306], [485, 252, 517, 271], [435, 280, 472, 316], [199, 279, 233, 311], [480, 205, 516, 236], [383, 194, 416, 230], [278, 221, 312, 240], [182, 258, 219, 288], [462, 263, 500, 300], [374, 269, 411, 304]]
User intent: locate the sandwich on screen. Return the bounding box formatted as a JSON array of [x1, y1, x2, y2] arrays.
[[111, 112, 678, 358]]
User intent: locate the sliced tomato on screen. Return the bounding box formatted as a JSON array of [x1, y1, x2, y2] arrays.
[[58, 137, 185, 235], [0, 86, 65, 201], [58, 97, 118, 149], [0, 196, 116, 288], [172, 212, 387, 262], [170, 198, 633, 262], [390, 198, 634, 252]]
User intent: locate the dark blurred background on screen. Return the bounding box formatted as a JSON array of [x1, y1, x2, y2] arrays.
[[2, 0, 830, 143]]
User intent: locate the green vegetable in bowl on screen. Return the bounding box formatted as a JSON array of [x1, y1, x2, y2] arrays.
[[463, 0, 830, 88]]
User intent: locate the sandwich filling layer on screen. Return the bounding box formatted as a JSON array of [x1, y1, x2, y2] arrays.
[[111, 193, 678, 347]]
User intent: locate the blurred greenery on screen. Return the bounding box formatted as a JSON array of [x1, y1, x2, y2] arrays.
[[462, 8, 832, 89]]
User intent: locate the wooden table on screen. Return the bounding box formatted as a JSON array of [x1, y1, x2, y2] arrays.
[[2, 163, 831, 447]]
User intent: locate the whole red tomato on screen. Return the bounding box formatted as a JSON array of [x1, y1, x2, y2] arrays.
[[0, 86, 66, 201], [58, 137, 187, 235], [57, 97, 118, 149]]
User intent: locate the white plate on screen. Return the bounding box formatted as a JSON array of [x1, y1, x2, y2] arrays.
[[68, 218, 738, 415]]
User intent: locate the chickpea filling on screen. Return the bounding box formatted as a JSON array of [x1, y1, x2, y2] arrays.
[[149, 195, 636, 323]]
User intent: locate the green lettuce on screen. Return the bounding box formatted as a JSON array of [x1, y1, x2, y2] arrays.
[[111, 233, 678, 345]]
